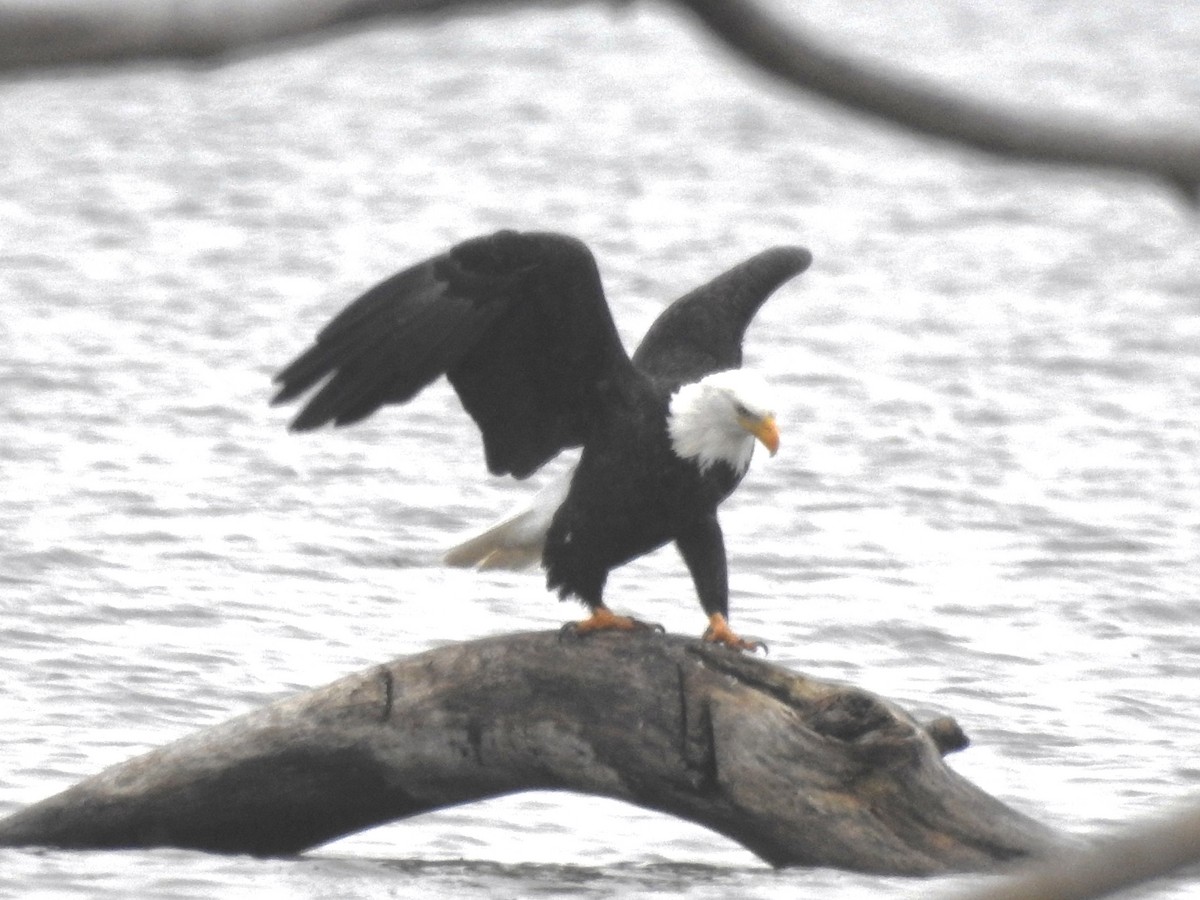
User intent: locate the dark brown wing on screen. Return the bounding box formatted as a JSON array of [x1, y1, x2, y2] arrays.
[[272, 230, 635, 478], [631, 246, 812, 387]]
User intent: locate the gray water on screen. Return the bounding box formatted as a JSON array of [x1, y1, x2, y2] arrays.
[[1, 1, 1198, 897]]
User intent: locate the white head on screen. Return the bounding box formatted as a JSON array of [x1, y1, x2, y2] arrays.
[[667, 369, 779, 475]]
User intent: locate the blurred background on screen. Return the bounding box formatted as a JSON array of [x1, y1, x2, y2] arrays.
[[1, 1, 1197, 897]]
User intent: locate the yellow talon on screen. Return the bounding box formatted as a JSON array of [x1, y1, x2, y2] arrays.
[[561, 605, 664, 637], [702, 613, 768, 654]]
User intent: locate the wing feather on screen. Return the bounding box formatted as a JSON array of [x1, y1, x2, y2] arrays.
[[272, 269, 450, 407], [289, 290, 496, 429], [272, 230, 634, 478], [632, 246, 812, 386]]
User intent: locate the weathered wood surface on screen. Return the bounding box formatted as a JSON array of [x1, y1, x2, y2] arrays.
[[0, 631, 1060, 873]]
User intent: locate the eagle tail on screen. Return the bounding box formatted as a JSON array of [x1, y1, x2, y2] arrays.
[[443, 467, 572, 571]]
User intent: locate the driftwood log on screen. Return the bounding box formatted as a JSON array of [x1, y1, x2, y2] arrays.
[[0, 631, 1059, 874]]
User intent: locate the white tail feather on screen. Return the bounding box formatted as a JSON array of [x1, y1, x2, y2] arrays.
[[443, 467, 573, 571]]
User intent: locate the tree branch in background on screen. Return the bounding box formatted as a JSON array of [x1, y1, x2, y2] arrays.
[[0, 0, 1196, 203], [946, 802, 1200, 900], [678, 0, 1200, 204], [0, 0, 557, 71]]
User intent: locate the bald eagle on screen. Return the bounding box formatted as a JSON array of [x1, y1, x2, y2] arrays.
[[272, 230, 811, 651]]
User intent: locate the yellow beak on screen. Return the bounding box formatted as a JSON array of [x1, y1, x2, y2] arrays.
[[741, 413, 779, 457]]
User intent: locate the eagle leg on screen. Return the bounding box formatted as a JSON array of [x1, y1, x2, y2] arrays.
[[560, 605, 665, 639], [702, 612, 768, 655]]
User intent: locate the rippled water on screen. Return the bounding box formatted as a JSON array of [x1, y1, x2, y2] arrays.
[[2, 1, 1198, 897]]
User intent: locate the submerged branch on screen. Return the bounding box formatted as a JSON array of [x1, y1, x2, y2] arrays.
[[0, 631, 1058, 873]]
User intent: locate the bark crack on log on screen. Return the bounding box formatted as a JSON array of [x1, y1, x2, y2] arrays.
[[685, 642, 816, 707], [377, 666, 395, 723], [465, 715, 485, 766], [676, 661, 719, 794]]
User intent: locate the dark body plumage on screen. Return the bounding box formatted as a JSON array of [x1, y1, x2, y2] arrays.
[[273, 230, 811, 627]]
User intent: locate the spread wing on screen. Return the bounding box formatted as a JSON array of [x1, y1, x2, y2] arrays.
[[272, 230, 634, 479], [631, 246, 812, 387]]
